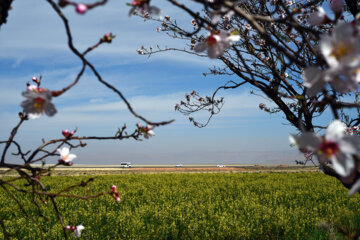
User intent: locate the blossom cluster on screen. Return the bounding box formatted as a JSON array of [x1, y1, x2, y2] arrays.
[[66, 224, 85, 238], [110, 185, 121, 202], [290, 120, 360, 195], [303, 2, 360, 96], [137, 123, 155, 139]]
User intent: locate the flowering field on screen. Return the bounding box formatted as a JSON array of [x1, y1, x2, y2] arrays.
[[1, 172, 360, 239]]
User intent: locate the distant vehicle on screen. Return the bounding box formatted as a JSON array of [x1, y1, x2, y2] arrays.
[[175, 164, 183, 167], [217, 165, 226, 168], [120, 162, 132, 168]]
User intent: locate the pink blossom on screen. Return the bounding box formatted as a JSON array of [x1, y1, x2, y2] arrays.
[[111, 185, 117, 192]]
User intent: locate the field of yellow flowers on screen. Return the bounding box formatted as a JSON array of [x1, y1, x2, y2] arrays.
[[1, 172, 360, 239]]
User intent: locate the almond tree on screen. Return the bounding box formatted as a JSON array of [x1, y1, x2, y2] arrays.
[[134, 0, 360, 195], [1, 0, 360, 238], [0, 1, 172, 239]]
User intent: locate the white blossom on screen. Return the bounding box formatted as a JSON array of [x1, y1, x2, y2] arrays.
[[144, 125, 155, 139], [302, 22, 360, 96], [74, 225, 85, 237], [289, 120, 360, 177], [194, 30, 240, 59], [21, 86, 57, 119], [57, 147, 77, 163]]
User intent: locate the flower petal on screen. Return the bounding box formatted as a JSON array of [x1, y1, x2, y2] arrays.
[[66, 154, 77, 162], [326, 120, 345, 142], [289, 132, 320, 151], [331, 152, 354, 177], [44, 102, 57, 117]]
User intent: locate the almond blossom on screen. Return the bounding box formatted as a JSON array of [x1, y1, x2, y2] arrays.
[[321, 22, 360, 69], [57, 147, 76, 165], [110, 185, 121, 202], [289, 120, 360, 177], [194, 30, 240, 59], [21, 85, 57, 119], [144, 124, 155, 139], [74, 224, 85, 237], [302, 22, 360, 96]]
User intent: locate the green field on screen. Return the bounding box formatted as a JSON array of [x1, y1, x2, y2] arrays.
[[1, 172, 360, 239]]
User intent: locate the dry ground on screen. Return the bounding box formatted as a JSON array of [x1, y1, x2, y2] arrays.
[[0, 165, 320, 176]]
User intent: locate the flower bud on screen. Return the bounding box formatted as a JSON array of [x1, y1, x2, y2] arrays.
[[76, 3, 88, 14], [66, 225, 71, 231], [62, 129, 70, 138], [174, 104, 180, 111]]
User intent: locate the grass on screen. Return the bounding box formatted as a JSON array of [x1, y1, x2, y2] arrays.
[[0, 172, 358, 239]]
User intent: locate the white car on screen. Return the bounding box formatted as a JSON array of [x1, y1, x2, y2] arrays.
[[175, 164, 183, 167], [120, 162, 132, 168], [217, 165, 226, 168]]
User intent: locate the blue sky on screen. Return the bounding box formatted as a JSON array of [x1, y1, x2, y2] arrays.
[[0, 0, 313, 165]]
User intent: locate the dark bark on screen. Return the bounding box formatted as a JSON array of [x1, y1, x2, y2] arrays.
[[0, 0, 13, 27]]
